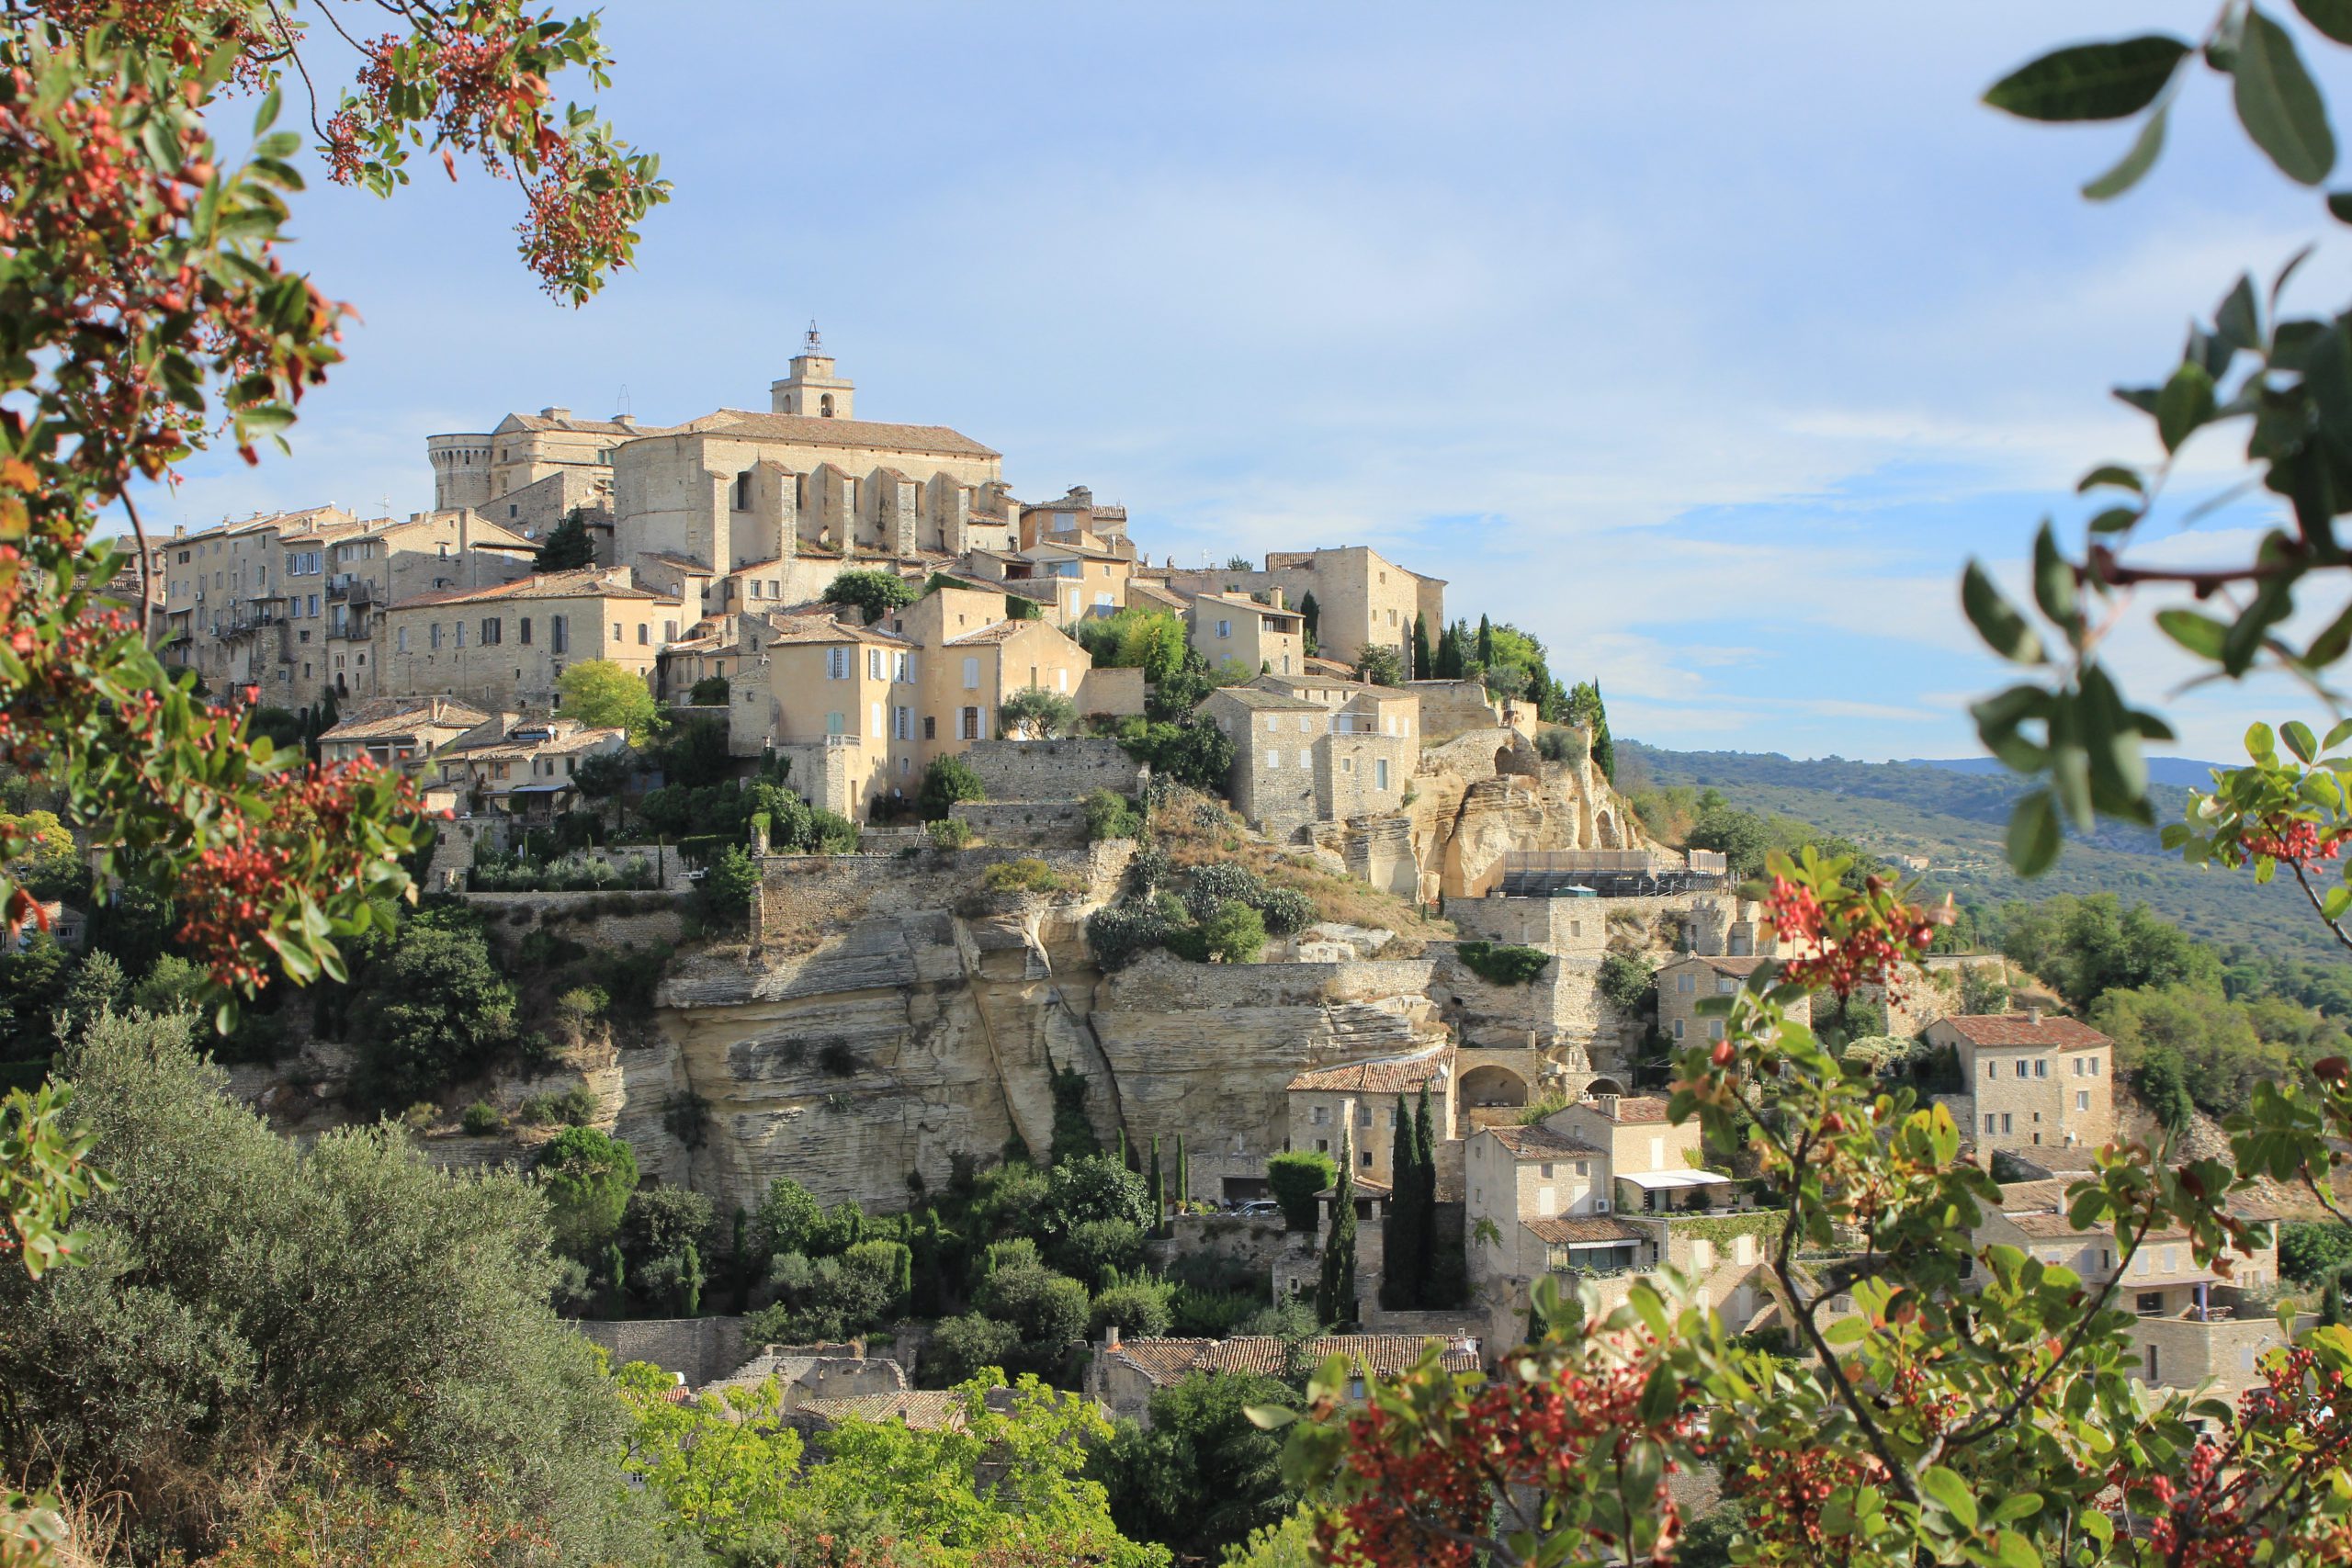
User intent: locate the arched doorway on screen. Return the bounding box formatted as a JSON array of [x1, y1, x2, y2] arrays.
[[1458, 1064, 1531, 1110]]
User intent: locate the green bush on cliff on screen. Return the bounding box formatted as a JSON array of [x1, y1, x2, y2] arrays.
[[1456, 941, 1552, 987]]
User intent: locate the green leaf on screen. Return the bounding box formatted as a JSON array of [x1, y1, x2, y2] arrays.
[[2248, 720, 2278, 761], [2086, 505, 2139, 534], [1994, 1529, 2042, 1568], [2155, 360, 2217, 452], [1241, 1404, 1296, 1429], [2008, 790, 2064, 875], [1962, 562, 2046, 664], [2331, 191, 2352, 223], [2083, 102, 2171, 199], [1920, 1463, 1980, 1530], [2236, 8, 2337, 186], [2325, 716, 2352, 749], [2305, 322, 2352, 458], [2216, 273, 2263, 351], [2286, 718, 2320, 761], [2031, 522, 2079, 628], [2306, 599, 2352, 667], [2323, 886, 2349, 920], [1984, 36, 2190, 121], [2076, 464, 2143, 494], [2155, 607, 2229, 658], [2296, 0, 2352, 45]]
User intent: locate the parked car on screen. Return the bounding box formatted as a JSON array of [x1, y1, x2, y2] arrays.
[[1237, 1200, 1282, 1219]]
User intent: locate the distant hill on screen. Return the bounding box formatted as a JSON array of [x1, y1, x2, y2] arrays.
[[1617, 741, 2335, 963], [1903, 755, 2231, 789]]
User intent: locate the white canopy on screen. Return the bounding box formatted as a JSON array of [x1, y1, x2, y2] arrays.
[[1616, 1169, 1736, 1190]]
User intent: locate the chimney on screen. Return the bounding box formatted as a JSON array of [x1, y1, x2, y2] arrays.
[[2027, 1007, 2043, 1025], [613, 413, 635, 428], [1106, 1324, 1121, 1350], [541, 406, 571, 421]]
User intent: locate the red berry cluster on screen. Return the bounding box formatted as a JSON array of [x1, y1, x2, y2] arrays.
[[1729, 1442, 1887, 1555], [2237, 813, 2346, 867], [1764, 874, 1945, 1001], [1320, 1329, 1696, 1567]]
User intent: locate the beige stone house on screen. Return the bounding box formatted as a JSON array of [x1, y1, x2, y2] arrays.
[[1970, 1179, 2296, 1397], [435, 716, 628, 812], [379, 569, 680, 714], [1188, 591, 1306, 678], [1166, 546, 1443, 671], [1286, 1045, 1456, 1190], [1018, 485, 1131, 552], [1923, 1011, 2116, 1156], [316, 694, 496, 773], [1658, 953, 1815, 1051], [1465, 1092, 1777, 1352]]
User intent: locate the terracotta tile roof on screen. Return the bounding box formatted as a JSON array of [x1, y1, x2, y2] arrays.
[[497, 411, 663, 436], [694, 409, 1001, 459], [638, 550, 714, 573], [1317, 1175, 1394, 1199], [391, 568, 676, 610], [1108, 1335, 1478, 1387], [1483, 1123, 1602, 1160], [1127, 581, 1190, 610], [1597, 1095, 1671, 1124], [800, 1391, 964, 1429], [319, 695, 491, 741], [764, 614, 912, 648], [1204, 686, 1323, 713], [1663, 953, 1774, 978], [1940, 1012, 2113, 1049], [1287, 1046, 1451, 1095], [1990, 1179, 2278, 1243], [944, 619, 1046, 647], [1525, 1215, 1653, 1246]]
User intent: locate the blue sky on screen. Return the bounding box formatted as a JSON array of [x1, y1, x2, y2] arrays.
[[142, 1, 2352, 762]]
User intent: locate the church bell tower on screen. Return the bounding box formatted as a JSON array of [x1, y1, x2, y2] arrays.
[[771, 321, 855, 419]]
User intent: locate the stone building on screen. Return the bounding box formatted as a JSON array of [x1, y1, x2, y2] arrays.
[[1922, 1010, 2116, 1156], [1187, 591, 1306, 678], [1285, 1044, 1456, 1192], [378, 568, 681, 714], [1969, 1179, 2295, 1398], [435, 716, 628, 813], [314, 695, 497, 773], [1085, 1331, 1481, 1425], [1163, 545, 1443, 671], [1199, 679, 1418, 843], [1657, 953, 1814, 1051]]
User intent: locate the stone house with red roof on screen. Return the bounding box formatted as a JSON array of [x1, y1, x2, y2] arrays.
[[379, 568, 682, 715], [1285, 1044, 1458, 1197], [1923, 1010, 2117, 1156], [1657, 953, 1814, 1053]]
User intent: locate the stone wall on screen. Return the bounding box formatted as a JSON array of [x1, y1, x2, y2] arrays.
[[948, 799, 1091, 847], [1146, 1212, 1306, 1276], [960, 737, 1146, 802], [1407, 681, 1504, 743], [1077, 665, 1147, 717], [573, 1314, 750, 1386], [462, 890, 686, 952]]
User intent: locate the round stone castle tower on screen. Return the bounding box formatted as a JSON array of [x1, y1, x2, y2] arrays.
[[426, 432, 494, 513]]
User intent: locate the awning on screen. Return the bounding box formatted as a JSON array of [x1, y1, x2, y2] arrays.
[[1555, 1237, 1638, 1252], [1616, 1169, 1736, 1190]]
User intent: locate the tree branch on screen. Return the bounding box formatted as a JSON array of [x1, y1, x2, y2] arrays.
[[2287, 860, 2352, 956], [119, 490, 157, 648]]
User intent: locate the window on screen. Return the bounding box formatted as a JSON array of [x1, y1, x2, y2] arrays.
[[396, 626, 409, 653], [1266, 750, 1280, 769], [960, 706, 982, 740], [1715, 976, 1736, 995], [638, 624, 650, 645], [454, 622, 466, 648], [733, 470, 752, 511], [829, 648, 850, 680], [1357, 1106, 1373, 1127], [1312, 1105, 1327, 1126], [1985, 1059, 1997, 1080], [894, 705, 911, 740], [1707, 1019, 1724, 1042], [870, 702, 883, 739], [519, 617, 532, 645], [664, 620, 677, 641], [612, 622, 622, 641], [1359, 1149, 1372, 1168], [549, 615, 567, 654], [962, 657, 979, 690], [1297, 715, 1311, 733], [1216, 619, 1232, 638], [923, 716, 936, 739], [2076, 1090, 2091, 1111], [1374, 758, 1389, 790], [2087, 1057, 2100, 1077], [1672, 1019, 1685, 1041], [481, 617, 502, 645], [2000, 1113, 2013, 1134], [1677, 972, 1695, 994], [2016, 1060, 2030, 1078], [429, 623, 442, 650], [2034, 1058, 2048, 1078]]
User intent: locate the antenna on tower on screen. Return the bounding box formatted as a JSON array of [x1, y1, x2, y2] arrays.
[[804, 320, 823, 355], [616, 384, 631, 418]]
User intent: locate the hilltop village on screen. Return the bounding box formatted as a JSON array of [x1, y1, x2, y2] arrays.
[[118, 334, 2296, 1411]]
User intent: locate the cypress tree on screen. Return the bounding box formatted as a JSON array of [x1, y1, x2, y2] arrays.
[[1413, 1083, 1441, 1306], [1175, 1133, 1189, 1219], [1148, 1134, 1166, 1236], [730, 1206, 751, 1314], [1382, 1094, 1421, 1310], [1476, 614, 1493, 670], [1412, 613, 1432, 681], [1116, 1126, 1129, 1169], [1299, 591, 1321, 651], [681, 1240, 702, 1317], [1317, 1132, 1357, 1326], [605, 1243, 626, 1318]]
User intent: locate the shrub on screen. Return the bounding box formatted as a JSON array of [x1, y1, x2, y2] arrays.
[[1117, 717, 1235, 793], [927, 818, 974, 850], [1083, 789, 1145, 841], [822, 568, 921, 624], [516, 1083, 600, 1127], [535, 1126, 639, 1259], [687, 674, 729, 705], [982, 857, 1069, 895], [919, 754, 986, 821], [1597, 951, 1655, 1013], [1090, 1272, 1175, 1339], [1354, 645, 1406, 687], [999, 686, 1079, 739], [1085, 898, 1179, 970], [1457, 940, 1552, 987], [752, 1177, 825, 1262], [1201, 902, 1267, 964], [621, 1185, 715, 1280], [2280, 1220, 2352, 1285], [808, 808, 861, 854], [974, 1260, 1089, 1376], [1058, 1217, 1145, 1285], [1535, 727, 1588, 764], [1182, 862, 1265, 921], [1125, 840, 1171, 893], [700, 844, 760, 924], [1257, 886, 1317, 937], [1267, 1150, 1337, 1232], [460, 1101, 503, 1135], [1169, 1284, 1261, 1337], [555, 986, 607, 1032], [349, 924, 519, 1109], [925, 1313, 1023, 1388]]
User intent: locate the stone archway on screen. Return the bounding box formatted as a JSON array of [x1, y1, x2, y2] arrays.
[[1495, 743, 1515, 777], [1593, 808, 1619, 849], [1584, 1076, 1627, 1098], [1458, 1064, 1531, 1110]]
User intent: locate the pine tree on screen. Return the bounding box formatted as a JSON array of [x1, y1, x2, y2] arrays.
[[1317, 1133, 1357, 1326], [1381, 1094, 1421, 1310], [681, 1239, 702, 1317], [1412, 613, 1432, 681], [1148, 1134, 1166, 1236], [537, 507, 596, 571]]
